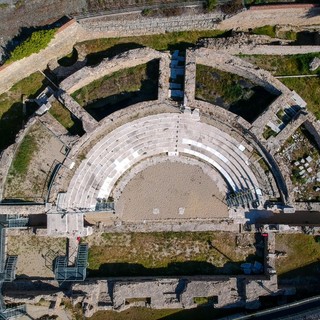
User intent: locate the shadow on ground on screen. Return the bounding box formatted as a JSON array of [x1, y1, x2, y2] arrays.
[[87, 254, 262, 278], [0, 77, 48, 152], [86, 43, 146, 66], [83, 59, 159, 121]]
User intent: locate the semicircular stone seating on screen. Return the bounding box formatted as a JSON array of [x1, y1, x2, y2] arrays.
[[61, 113, 262, 211]]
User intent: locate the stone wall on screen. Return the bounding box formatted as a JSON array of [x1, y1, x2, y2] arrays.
[[78, 12, 223, 35], [304, 119, 320, 152], [0, 7, 319, 95], [4, 231, 279, 317], [199, 33, 320, 55], [60, 47, 170, 94], [194, 48, 289, 96]]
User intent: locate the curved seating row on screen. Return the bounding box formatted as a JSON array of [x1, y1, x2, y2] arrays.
[[61, 113, 261, 211]]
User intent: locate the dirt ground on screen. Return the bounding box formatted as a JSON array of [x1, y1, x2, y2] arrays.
[[6, 233, 66, 278], [4, 120, 67, 201], [116, 162, 228, 221]]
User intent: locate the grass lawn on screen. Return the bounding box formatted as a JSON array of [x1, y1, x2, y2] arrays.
[[5, 120, 66, 201], [262, 126, 277, 140], [241, 53, 320, 76], [76, 30, 225, 63], [9, 134, 38, 177], [240, 53, 320, 119], [280, 77, 320, 119], [252, 25, 276, 38], [86, 231, 260, 277], [88, 307, 238, 320], [49, 100, 84, 135], [195, 64, 278, 123], [275, 233, 320, 275], [0, 71, 47, 152], [72, 60, 159, 121]]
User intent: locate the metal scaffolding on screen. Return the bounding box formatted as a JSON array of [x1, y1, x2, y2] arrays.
[[0, 215, 28, 319], [54, 244, 88, 282], [226, 189, 256, 208], [95, 201, 115, 212]]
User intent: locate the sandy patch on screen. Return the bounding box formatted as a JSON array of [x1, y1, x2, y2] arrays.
[[116, 161, 228, 220], [7, 234, 66, 278]]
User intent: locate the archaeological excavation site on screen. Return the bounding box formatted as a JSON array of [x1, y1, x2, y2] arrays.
[[0, 1, 320, 319]]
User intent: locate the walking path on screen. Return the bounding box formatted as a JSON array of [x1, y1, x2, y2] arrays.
[[0, 6, 319, 95]]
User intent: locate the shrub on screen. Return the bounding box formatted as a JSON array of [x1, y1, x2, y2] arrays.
[[206, 0, 217, 11], [252, 25, 276, 38], [141, 8, 152, 16], [7, 28, 57, 63]]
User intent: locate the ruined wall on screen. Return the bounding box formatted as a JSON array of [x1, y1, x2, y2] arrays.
[[199, 33, 320, 55], [194, 48, 289, 96], [60, 47, 170, 94], [0, 6, 320, 95], [78, 12, 223, 35]]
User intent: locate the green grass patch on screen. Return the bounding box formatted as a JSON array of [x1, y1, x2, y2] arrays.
[[277, 30, 297, 41], [206, 0, 217, 11], [48, 100, 84, 135], [49, 100, 75, 130], [77, 30, 225, 55], [276, 234, 320, 276], [262, 126, 277, 140], [89, 306, 238, 320], [0, 72, 47, 152], [241, 53, 320, 76], [7, 28, 57, 63], [9, 134, 38, 177], [195, 64, 278, 123], [252, 26, 297, 41], [72, 61, 159, 121], [86, 231, 259, 277], [258, 158, 270, 173], [196, 65, 247, 104], [280, 77, 320, 119], [252, 25, 276, 38]]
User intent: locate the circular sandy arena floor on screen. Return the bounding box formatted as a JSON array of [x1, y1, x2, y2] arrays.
[[115, 161, 228, 220]]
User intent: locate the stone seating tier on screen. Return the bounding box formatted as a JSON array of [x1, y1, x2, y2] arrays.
[[61, 113, 261, 211]]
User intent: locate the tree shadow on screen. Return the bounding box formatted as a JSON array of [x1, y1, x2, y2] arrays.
[[86, 42, 146, 66]]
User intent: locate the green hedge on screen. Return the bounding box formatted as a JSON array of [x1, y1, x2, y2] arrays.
[[7, 28, 57, 63]]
